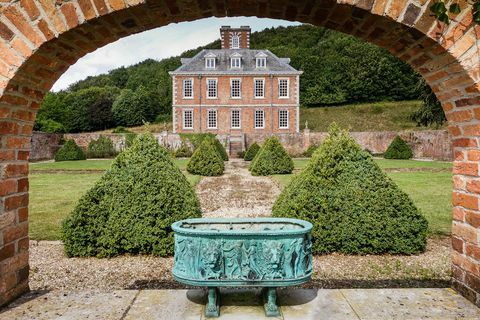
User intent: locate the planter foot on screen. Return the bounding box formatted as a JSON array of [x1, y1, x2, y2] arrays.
[[263, 287, 280, 317], [205, 287, 220, 318]]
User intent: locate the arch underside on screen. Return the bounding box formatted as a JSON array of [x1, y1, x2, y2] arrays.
[[0, 0, 479, 307]]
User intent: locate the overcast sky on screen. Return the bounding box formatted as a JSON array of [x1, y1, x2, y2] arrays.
[[52, 17, 300, 91]]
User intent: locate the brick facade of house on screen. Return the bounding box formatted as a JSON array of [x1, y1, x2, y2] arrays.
[[170, 26, 302, 135]]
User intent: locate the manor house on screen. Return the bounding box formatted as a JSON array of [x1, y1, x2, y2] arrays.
[[169, 26, 302, 136]]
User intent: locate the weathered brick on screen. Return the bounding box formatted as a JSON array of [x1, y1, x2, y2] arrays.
[[93, 0, 110, 15], [466, 243, 480, 260], [0, 179, 17, 196], [453, 236, 465, 253], [467, 180, 480, 194], [453, 222, 479, 243], [466, 210, 480, 228], [452, 138, 478, 148], [61, 3, 80, 29], [20, 0, 41, 20], [17, 207, 28, 223], [453, 162, 479, 176], [0, 243, 15, 261], [3, 163, 28, 178], [17, 236, 28, 253], [36, 19, 55, 41], [453, 206, 465, 222], [3, 223, 28, 244], [17, 151, 29, 161], [17, 178, 28, 193], [0, 21, 14, 41], [467, 150, 480, 161], [3, 6, 44, 47], [453, 192, 479, 210], [4, 194, 28, 211]]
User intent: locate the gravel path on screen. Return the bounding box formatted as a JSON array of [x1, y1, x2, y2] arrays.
[[29, 237, 450, 291], [196, 159, 281, 218], [28, 159, 451, 291]]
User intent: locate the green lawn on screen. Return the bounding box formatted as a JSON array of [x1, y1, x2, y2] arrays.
[[273, 158, 453, 236], [29, 159, 199, 240], [299, 100, 443, 132]]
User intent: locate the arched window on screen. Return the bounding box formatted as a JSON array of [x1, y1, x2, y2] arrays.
[[231, 34, 240, 49]]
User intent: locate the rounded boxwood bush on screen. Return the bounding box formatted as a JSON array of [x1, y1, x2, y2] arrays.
[[55, 140, 86, 161], [249, 137, 293, 175], [61, 133, 201, 257], [187, 137, 224, 176], [384, 136, 413, 159], [244, 143, 260, 161], [174, 141, 193, 158], [272, 125, 428, 255], [87, 136, 116, 158], [213, 138, 229, 161]]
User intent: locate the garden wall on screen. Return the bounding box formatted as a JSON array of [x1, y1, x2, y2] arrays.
[[30, 130, 453, 161]]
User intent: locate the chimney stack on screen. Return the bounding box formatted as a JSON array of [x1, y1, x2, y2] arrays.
[[220, 26, 251, 49]]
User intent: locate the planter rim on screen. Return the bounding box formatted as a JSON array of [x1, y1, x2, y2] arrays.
[[171, 217, 312, 236]]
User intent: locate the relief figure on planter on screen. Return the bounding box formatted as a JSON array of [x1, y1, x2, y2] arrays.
[[241, 240, 262, 280], [201, 240, 224, 279], [223, 240, 243, 279], [261, 241, 285, 279]]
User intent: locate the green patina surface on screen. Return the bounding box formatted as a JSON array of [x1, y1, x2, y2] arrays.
[[172, 217, 313, 317]]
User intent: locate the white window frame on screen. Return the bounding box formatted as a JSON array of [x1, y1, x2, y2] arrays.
[[206, 78, 218, 99], [256, 57, 266, 68], [205, 57, 216, 69], [254, 109, 265, 129], [207, 109, 217, 129], [182, 78, 194, 99], [278, 78, 289, 99], [254, 78, 265, 99], [230, 78, 241, 99], [231, 34, 240, 49], [231, 109, 241, 129], [231, 57, 241, 68], [183, 109, 194, 130], [279, 109, 289, 129]]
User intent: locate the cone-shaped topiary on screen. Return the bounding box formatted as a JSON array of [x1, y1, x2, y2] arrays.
[[55, 140, 86, 161], [213, 138, 229, 161], [272, 125, 428, 255], [187, 137, 224, 176], [61, 133, 201, 257], [244, 142, 260, 161], [384, 136, 413, 159], [249, 136, 293, 175]]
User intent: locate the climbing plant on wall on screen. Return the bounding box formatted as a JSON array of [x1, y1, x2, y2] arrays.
[[430, 1, 480, 24]]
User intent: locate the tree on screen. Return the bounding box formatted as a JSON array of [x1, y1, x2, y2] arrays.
[[187, 137, 224, 176], [62, 133, 201, 257], [410, 79, 446, 128], [249, 136, 293, 175], [112, 86, 160, 127], [384, 136, 413, 160], [272, 125, 428, 254]]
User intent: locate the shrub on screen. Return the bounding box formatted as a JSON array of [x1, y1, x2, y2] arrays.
[[302, 144, 319, 157], [87, 136, 116, 158], [112, 126, 131, 134], [62, 133, 201, 257], [249, 137, 293, 175], [174, 141, 193, 158], [272, 125, 428, 255], [179, 133, 215, 150], [55, 140, 86, 161], [244, 143, 260, 161], [213, 138, 229, 161], [124, 133, 137, 148], [187, 137, 224, 176], [384, 136, 413, 159]]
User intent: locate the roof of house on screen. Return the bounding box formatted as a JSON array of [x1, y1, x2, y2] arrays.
[[169, 49, 302, 75]]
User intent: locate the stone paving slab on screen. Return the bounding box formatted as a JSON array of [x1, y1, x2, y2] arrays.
[[1, 288, 479, 320]]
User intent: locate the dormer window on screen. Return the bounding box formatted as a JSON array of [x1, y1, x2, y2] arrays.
[[205, 53, 216, 69], [206, 58, 215, 69], [230, 52, 242, 69], [255, 52, 268, 68], [231, 34, 240, 49]]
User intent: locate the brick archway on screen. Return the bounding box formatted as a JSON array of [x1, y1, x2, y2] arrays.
[[0, 0, 479, 307]]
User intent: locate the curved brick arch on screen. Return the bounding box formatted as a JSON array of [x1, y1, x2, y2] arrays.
[[0, 0, 479, 307]]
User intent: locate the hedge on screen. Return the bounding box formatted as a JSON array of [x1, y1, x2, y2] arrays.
[[187, 137, 224, 176], [302, 144, 319, 157], [244, 143, 260, 161], [174, 141, 193, 158], [55, 140, 86, 161], [87, 136, 116, 158], [249, 137, 293, 175], [213, 138, 229, 161], [62, 133, 201, 257], [272, 125, 428, 255], [384, 136, 413, 159]]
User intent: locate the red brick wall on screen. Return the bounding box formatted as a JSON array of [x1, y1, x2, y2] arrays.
[[0, 0, 479, 307]]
